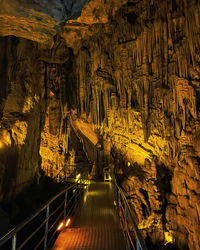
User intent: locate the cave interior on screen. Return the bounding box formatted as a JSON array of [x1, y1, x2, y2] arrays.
[[0, 0, 200, 249]]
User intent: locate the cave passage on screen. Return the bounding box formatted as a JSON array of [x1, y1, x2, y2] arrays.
[[53, 182, 127, 250], [0, 0, 200, 249]]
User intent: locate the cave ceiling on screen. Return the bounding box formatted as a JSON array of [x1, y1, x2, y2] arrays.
[[0, 0, 127, 46], [1, 0, 200, 249]]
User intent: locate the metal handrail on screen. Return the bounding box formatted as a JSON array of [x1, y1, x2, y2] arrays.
[[113, 179, 148, 250], [53, 164, 91, 182], [0, 180, 88, 250]]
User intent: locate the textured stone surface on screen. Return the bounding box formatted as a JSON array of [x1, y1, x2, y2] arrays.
[[0, 35, 90, 200], [0, 0, 200, 249], [61, 0, 127, 48], [0, 0, 89, 44], [64, 0, 200, 249], [0, 36, 47, 199]]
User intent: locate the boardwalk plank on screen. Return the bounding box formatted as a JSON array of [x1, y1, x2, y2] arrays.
[[52, 182, 127, 250]]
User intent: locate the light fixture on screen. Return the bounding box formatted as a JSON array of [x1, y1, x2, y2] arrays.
[[76, 174, 81, 179], [57, 222, 64, 230], [65, 218, 71, 227]]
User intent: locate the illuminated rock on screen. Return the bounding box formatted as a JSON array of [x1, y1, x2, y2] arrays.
[[0, 0, 89, 44], [68, 0, 200, 248], [0, 0, 200, 249]]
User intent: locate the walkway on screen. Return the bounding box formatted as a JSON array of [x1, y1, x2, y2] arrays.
[[52, 182, 127, 250]]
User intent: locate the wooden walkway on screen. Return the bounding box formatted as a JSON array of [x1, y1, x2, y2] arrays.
[[52, 182, 127, 250]]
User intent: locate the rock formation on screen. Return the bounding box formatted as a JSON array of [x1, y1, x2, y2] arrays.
[[0, 0, 89, 44], [0, 36, 46, 199], [0, 35, 90, 198], [68, 0, 200, 248], [0, 0, 200, 249]]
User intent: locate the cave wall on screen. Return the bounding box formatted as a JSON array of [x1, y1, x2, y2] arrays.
[[0, 34, 91, 201], [0, 0, 200, 249], [0, 36, 47, 199], [39, 58, 90, 180], [71, 0, 200, 248], [0, 0, 90, 44], [0, 36, 66, 199]]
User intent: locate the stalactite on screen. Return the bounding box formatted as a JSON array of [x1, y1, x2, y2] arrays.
[[70, 1, 200, 248]]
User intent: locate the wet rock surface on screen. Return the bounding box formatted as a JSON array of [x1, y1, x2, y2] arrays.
[[68, 0, 200, 248], [0, 0, 200, 249]]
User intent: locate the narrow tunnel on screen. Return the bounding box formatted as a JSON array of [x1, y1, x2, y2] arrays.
[[0, 0, 200, 249]]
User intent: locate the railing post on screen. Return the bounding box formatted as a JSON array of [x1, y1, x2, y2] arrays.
[[118, 190, 121, 211], [78, 184, 80, 200], [63, 190, 68, 220], [79, 184, 82, 199], [115, 185, 117, 204], [75, 184, 77, 209], [11, 234, 17, 250], [136, 238, 140, 250], [44, 205, 50, 250], [125, 206, 131, 250], [125, 206, 128, 227]]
